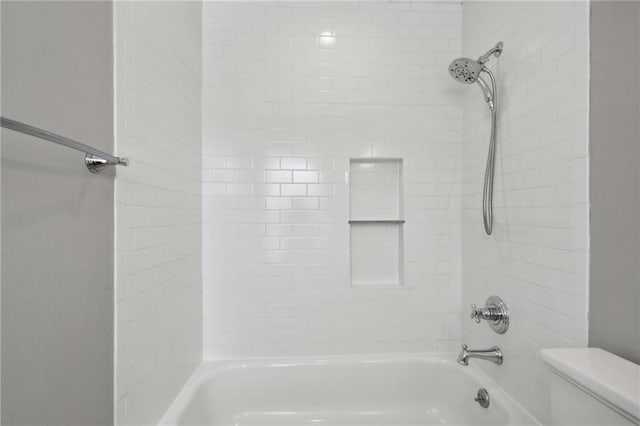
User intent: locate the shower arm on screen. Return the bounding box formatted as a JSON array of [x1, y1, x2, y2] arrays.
[[477, 42, 503, 66]]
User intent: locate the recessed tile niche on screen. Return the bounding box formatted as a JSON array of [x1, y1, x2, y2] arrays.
[[349, 159, 403, 287]]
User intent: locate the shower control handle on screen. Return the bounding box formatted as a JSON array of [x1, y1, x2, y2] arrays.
[[470, 304, 482, 323], [470, 304, 504, 323], [469, 296, 509, 334]]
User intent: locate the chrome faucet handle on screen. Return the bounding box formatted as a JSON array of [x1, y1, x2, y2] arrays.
[[469, 296, 509, 334], [470, 304, 482, 323]]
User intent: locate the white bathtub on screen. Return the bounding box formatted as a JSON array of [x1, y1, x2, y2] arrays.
[[159, 354, 539, 426]]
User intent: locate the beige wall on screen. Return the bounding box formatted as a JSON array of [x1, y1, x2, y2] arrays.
[[1, 2, 114, 424], [589, 0, 640, 364]]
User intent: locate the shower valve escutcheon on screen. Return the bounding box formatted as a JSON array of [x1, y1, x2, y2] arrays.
[[470, 295, 509, 334]]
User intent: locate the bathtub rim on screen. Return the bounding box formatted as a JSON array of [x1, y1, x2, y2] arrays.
[[158, 352, 541, 426]]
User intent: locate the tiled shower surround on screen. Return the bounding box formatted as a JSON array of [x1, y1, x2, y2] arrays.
[[115, 2, 202, 425], [201, 1, 590, 422], [461, 2, 590, 422], [202, 2, 464, 358]]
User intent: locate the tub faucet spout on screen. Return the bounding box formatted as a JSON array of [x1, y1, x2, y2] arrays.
[[457, 344, 503, 366]]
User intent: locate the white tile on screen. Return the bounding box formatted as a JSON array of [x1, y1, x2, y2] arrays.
[[351, 224, 403, 287], [281, 157, 307, 170], [202, 0, 464, 360], [293, 171, 319, 184], [115, 3, 202, 425], [350, 159, 402, 220], [266, 197, 292, 210], [266, 171, 293, 183], [281, 184, 307, 197], [460, 1, 590, 423]]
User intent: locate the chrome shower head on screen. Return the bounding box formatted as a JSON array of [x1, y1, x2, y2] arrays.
[[446, 42, 503, 236], [448, 41, 503, 87], [448, 57, 482, 84], [449, 57, 494, 110]]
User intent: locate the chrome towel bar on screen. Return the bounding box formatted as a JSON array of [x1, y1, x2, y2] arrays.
[[348, 220, 405, 224], [1, 116, 128, 174]]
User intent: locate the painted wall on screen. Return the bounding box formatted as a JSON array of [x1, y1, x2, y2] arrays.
[[1, 2, 114, 424], [589, 1, 640, 364], [461, 2, 590, 422], [114, 2, 202, 424], [1, 4, 3, 420], [202, 2, 463, 359]]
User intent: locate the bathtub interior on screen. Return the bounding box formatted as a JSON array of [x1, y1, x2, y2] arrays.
[[163, 356, 539, 426]]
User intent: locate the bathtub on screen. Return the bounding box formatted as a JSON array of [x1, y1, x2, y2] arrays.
[[159, 354, 539, 426]]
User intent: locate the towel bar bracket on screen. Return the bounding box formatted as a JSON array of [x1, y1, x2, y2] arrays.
[[85, 154, 129, 174]]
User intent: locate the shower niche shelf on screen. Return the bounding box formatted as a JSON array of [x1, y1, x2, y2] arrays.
[[349, 159, 404, 288]]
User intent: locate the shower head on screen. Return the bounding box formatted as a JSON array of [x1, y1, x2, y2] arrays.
[[448, 57, 482, 84], [449, 57, 494, 110], [448, 42, 503, 84], [448, 42, 503, 112], [447, 42, 503, 236]]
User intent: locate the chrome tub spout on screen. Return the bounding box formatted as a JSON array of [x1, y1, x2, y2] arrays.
[[457, 344, 503, 366]]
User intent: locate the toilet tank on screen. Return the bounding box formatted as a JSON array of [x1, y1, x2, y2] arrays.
[[542, 348, 640, 426]]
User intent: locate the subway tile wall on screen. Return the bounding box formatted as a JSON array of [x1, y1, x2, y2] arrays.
[[202, 2, 463, 359], [460, 2, 590, 422], [114, 2, 202, 425]]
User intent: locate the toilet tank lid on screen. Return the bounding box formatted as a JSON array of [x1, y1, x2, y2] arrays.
[[541, 348, 640, 420]]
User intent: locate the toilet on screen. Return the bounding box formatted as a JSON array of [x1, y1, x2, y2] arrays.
[[542, 348, 640, 425]]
